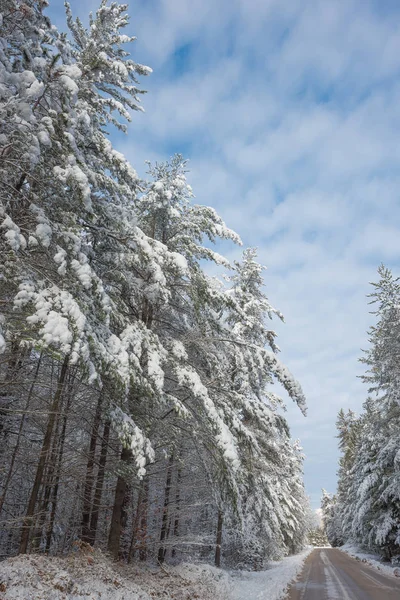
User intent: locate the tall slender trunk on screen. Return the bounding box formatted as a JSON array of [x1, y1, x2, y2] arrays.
[[19, 355, 69, 554], [108, 445, 132, 560], [31, 401, 63, 551], [81, 393, 102, 542], [171, 464, 182, 558], [138, 477, 149, 562], [0, 352, 42, 516], [61, 480, 80, 553], [45, 379, 73, 553], [128, 479, 145, 563], [214, 510, 223, 568], [158, 455, 174, 564], [165, 515, 173, 554], [88, 419, 110, 545]]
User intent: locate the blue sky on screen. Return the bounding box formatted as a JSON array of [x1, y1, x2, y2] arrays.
[[48, 0, 400, 509]]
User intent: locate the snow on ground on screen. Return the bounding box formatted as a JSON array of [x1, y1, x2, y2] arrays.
[[340, 544, 400, 579], [228, 547, 313, 600], [0, 547, 313, 600], [0, 549, 230, 600]]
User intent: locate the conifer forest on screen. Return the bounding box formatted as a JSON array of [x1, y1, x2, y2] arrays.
[[2, 3, 400, 595], [322, 265, 400, 563], [0, 0, 310, 569]]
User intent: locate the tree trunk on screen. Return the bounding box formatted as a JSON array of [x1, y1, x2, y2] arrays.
[[81, 393, 102, 542], [128, 478, 144, 563], [108, 445, 132, 560], [171, 465, 182, 558], [214, 510, 223, 568], [158, 455, 174, 564], [19, 355, 69, 554], [45, 378, 73, 553], [138, 477, 149, 562], [31, 398, 63, 551], [88, 419, 110, 545]]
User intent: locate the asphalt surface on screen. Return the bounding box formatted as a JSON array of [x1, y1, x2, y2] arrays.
[[287, 548, 400, 600]]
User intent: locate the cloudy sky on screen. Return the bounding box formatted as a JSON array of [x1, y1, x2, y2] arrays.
[[49, 0, 400, 508]]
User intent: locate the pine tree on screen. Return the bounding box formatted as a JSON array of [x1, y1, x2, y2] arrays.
[[329, 266, 400, 560], [0, 1, 310, 567]]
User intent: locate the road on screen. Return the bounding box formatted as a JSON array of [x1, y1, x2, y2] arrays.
[[286, 548, 400, 600]]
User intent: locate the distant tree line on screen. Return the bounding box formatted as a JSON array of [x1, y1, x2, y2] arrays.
[[322, 266, 400, 562]]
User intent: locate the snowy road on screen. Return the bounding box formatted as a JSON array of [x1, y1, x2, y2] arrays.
[[287, 548, 400, 600]]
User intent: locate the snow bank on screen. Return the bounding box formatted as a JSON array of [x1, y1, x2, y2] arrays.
[[0, 548, 313, 600], [228, 547, 313, 600], [340, 544, 400, 579], [0, 551, 229, 600], [0, 552, 148, 600]]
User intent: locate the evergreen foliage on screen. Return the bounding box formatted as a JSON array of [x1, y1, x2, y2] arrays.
[[321, 266, 400, 561], [0, 0, 309, 567]]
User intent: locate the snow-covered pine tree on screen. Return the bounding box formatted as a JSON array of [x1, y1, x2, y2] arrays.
[[215, 248, 308, 565], [0, 0, 157, 554], [127, 166, 309, 566], [332, 408, 360, 545], [0, 2, 309, 568], [328, 265, 400, 560], [320, 489, 341, 547], [129, 156, 245, 563], [355, 266, 400, 558]]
